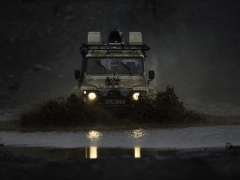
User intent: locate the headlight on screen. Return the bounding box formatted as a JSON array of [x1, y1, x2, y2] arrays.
[[120, 88, 129, 97], [88, 92, 97, 100], [132, 92, 140, 101]]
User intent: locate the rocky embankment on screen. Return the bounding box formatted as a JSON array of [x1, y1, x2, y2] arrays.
[[1, 144, 240, 180]]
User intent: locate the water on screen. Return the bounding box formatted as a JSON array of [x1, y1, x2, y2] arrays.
[[1, 125, 240, 159]]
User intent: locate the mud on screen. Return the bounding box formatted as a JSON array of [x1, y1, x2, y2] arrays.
[[131, 85, 205, 123], [16, 86, 205, 128], [18, 94, 116, 128]]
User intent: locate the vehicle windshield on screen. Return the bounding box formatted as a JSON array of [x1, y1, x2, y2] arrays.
[[86, 57, 143, 75]]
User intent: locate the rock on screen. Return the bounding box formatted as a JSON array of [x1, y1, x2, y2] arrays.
[[33, 64, 43, 71], [8, 82, 20, 90]]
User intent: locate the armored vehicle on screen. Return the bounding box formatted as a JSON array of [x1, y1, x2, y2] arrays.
[[75, 28, 155, 111]]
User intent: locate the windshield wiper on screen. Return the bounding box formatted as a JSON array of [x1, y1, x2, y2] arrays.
[[121, 62, 132, 76]]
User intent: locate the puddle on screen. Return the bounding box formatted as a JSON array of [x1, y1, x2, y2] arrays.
[[1, 125, 240, 160], [1, 125, 240, 149]]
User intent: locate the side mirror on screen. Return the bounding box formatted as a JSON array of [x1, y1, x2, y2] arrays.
[[149, 70, 155, 80], [75, 70, 80, 80]]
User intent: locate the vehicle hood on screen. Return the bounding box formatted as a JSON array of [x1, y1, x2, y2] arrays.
[[82, 76, 147, 89]]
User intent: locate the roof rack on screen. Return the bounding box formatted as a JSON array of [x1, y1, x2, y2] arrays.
[[80, 43, 150, 57]]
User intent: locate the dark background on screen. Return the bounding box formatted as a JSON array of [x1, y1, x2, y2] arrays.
[[0, 0, 240, 116]]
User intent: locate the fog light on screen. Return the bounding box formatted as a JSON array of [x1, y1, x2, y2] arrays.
[[132, 92, 140, 101], [120, 88, 129, 97], [88, 92, 97, 100], [100, 88, 109, 96]]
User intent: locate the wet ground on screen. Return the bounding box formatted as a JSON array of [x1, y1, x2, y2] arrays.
[[1, 124, 240, 179], [1, 125, 240, 160]]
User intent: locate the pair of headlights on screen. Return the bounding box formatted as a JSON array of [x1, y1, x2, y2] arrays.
[[84, 91, 141, 101]]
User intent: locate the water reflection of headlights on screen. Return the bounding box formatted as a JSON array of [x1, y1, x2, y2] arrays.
[[86, 130, 102, 141], [88, 92, 97, 100], [134, 147, 141, 158], [85, 146, 98, 159], [129, 128, 147, 139]]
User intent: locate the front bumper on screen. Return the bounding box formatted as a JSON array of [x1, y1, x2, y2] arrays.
[[81, 89, 146, 111]]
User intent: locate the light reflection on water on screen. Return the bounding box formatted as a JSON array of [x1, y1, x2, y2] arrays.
[[86, 146, 98, 159], [84, 129, 144, 158], [129, 129, 148, 139], [84, 146, 142, 159], [1, 125, 240, 155], [134, 147, 141, 158], [86, 130, 102, 141], [3, 125, 240, 159]]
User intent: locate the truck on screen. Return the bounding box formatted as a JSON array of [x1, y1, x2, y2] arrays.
[[74, 28, 155, 111]]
